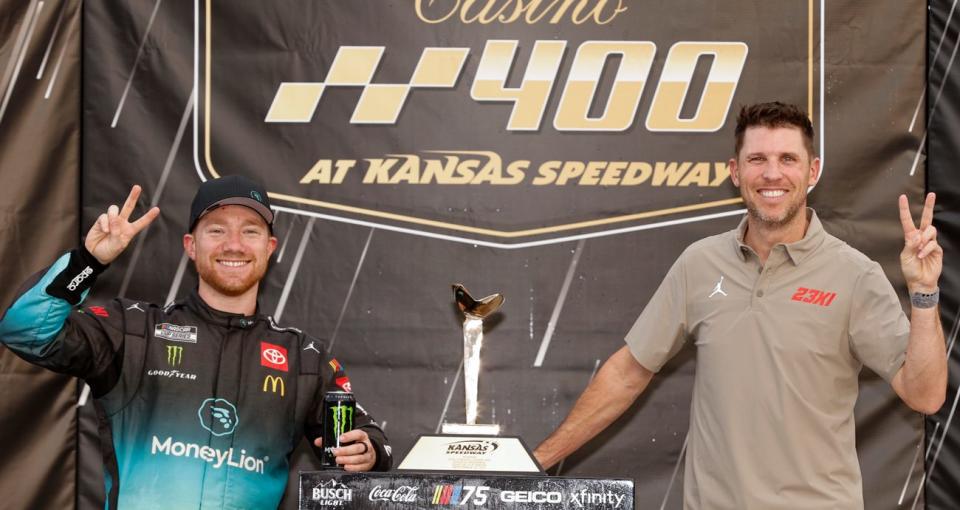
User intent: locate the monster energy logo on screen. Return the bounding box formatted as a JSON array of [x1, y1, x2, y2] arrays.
[[167, 345, 183, 366], [330, 404, 354, 438]]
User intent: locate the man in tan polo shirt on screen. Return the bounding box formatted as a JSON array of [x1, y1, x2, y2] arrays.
[[533, 102, 947, 509]]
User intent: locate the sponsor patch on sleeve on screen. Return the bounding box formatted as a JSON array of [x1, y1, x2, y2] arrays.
[[335, 376, 352, 393], [88, 306, 110, 318], [328, 358, 342, 373]]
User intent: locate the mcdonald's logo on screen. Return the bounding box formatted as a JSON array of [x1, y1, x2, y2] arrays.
[[262, 375, 285, 397], [166, 345, 183, 366]]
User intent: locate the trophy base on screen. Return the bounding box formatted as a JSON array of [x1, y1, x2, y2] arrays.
[[398, 434, 542, 473], [440, 423, 501, 436]]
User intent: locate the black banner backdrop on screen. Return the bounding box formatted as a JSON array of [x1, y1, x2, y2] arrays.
[[60, 0, 930, 508], [0, 0, 81, 509], [924, 1, 960, 508]]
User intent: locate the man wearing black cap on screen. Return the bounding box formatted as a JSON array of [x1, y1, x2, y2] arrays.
[[0, 177, 391, 509]]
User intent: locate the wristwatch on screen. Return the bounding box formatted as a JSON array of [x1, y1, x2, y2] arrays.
[[910, 288, 940, 309]]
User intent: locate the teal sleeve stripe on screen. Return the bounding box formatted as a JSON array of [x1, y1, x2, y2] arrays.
[[0, 253, 89, 351]]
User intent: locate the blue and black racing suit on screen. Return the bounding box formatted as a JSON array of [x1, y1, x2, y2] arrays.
[[0, 248, 392, 509]]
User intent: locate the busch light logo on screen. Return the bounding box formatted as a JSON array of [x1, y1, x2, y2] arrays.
[[312, 479, 353, 506], [198, 398, 239, 436]]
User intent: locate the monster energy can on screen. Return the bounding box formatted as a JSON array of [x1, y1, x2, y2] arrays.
[[321, 391, 356, 468]]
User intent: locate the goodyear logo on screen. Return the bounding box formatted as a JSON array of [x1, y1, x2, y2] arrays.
[[195, 0, 819, 247]]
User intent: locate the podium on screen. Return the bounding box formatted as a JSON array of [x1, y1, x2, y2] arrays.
[[299, 471, 634, 509], [300, 288, 632, 508]]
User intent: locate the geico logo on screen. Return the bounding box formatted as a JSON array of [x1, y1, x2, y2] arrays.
[[266, 41, 747, 133], [499, 490, 563, 503]]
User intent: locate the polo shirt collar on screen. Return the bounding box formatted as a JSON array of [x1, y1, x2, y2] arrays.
[[734, 208, 825, 265]]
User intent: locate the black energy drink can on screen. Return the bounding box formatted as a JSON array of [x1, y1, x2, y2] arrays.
[[321, 391, 356, 468]]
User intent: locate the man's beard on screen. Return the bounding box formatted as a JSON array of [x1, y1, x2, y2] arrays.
[[195, 257, 267, 297], [742, 190, 806, 228]]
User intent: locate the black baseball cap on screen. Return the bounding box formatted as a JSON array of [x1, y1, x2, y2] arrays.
[[188, 175, 274, 232]]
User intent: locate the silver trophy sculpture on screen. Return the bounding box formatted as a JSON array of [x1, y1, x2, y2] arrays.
[[442, 283, 504, 436]]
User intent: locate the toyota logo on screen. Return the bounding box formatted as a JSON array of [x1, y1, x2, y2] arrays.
[[262, 348, 286, 365]]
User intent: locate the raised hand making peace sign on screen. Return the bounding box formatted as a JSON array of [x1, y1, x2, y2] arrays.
[[84, 185, 160, 265], [899, 192, 943, 294]]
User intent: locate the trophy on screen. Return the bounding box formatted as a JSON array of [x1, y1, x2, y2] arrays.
[[396, 283, 541, 473], [441, 283, 503, 436]]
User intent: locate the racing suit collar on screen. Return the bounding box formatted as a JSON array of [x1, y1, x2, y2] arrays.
[[185, 289, 263, 329]]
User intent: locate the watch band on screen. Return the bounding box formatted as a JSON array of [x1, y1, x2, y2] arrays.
[[910, 288, 940, 309]]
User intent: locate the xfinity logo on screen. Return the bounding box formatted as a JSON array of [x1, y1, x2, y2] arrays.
[[66, 266, 93, 291], [150, 435, 267, 474], [570, 489, 627, 508]]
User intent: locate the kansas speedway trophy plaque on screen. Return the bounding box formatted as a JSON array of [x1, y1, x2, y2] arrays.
[[397, 284, 541, 474]]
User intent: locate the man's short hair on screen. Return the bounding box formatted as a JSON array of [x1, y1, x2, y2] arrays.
[[734, 102, 815, 157]]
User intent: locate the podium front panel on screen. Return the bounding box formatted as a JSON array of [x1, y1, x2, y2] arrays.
[[300, 471, 633, 509]]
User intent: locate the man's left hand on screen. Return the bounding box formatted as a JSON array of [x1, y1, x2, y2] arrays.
[[313, 429, 376, 472], [899, 192, 943, 293]]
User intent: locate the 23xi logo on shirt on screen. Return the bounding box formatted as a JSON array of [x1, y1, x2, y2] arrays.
[[260, 341, 289, 372]]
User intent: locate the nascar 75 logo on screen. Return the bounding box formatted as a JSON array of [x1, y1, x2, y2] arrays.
[[432, 485, 489, 506]]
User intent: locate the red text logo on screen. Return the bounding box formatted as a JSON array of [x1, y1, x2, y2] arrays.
[[88, 306, 109, 318], [791, 287, 837, 307]]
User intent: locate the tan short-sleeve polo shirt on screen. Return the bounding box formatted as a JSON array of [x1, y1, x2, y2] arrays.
[[625, 210, 910, 509]]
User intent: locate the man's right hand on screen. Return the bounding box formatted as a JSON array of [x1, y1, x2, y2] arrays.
[[533, 346, 654, 471], [84, 185, 160, 265]]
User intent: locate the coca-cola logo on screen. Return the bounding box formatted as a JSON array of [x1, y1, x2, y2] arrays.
[[367, 485, 419, 503]]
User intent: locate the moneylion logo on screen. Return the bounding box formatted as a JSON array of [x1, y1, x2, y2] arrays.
[[166, 345, 183, 366], [198, 398, 239, 436], [151, 435, 267, 475], [195, 1, 819, 248], [262, 375, 285, 397]]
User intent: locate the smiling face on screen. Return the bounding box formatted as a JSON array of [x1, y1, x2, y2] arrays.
[[183, 205, 277, 300], [730, 125, 821, 229]]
